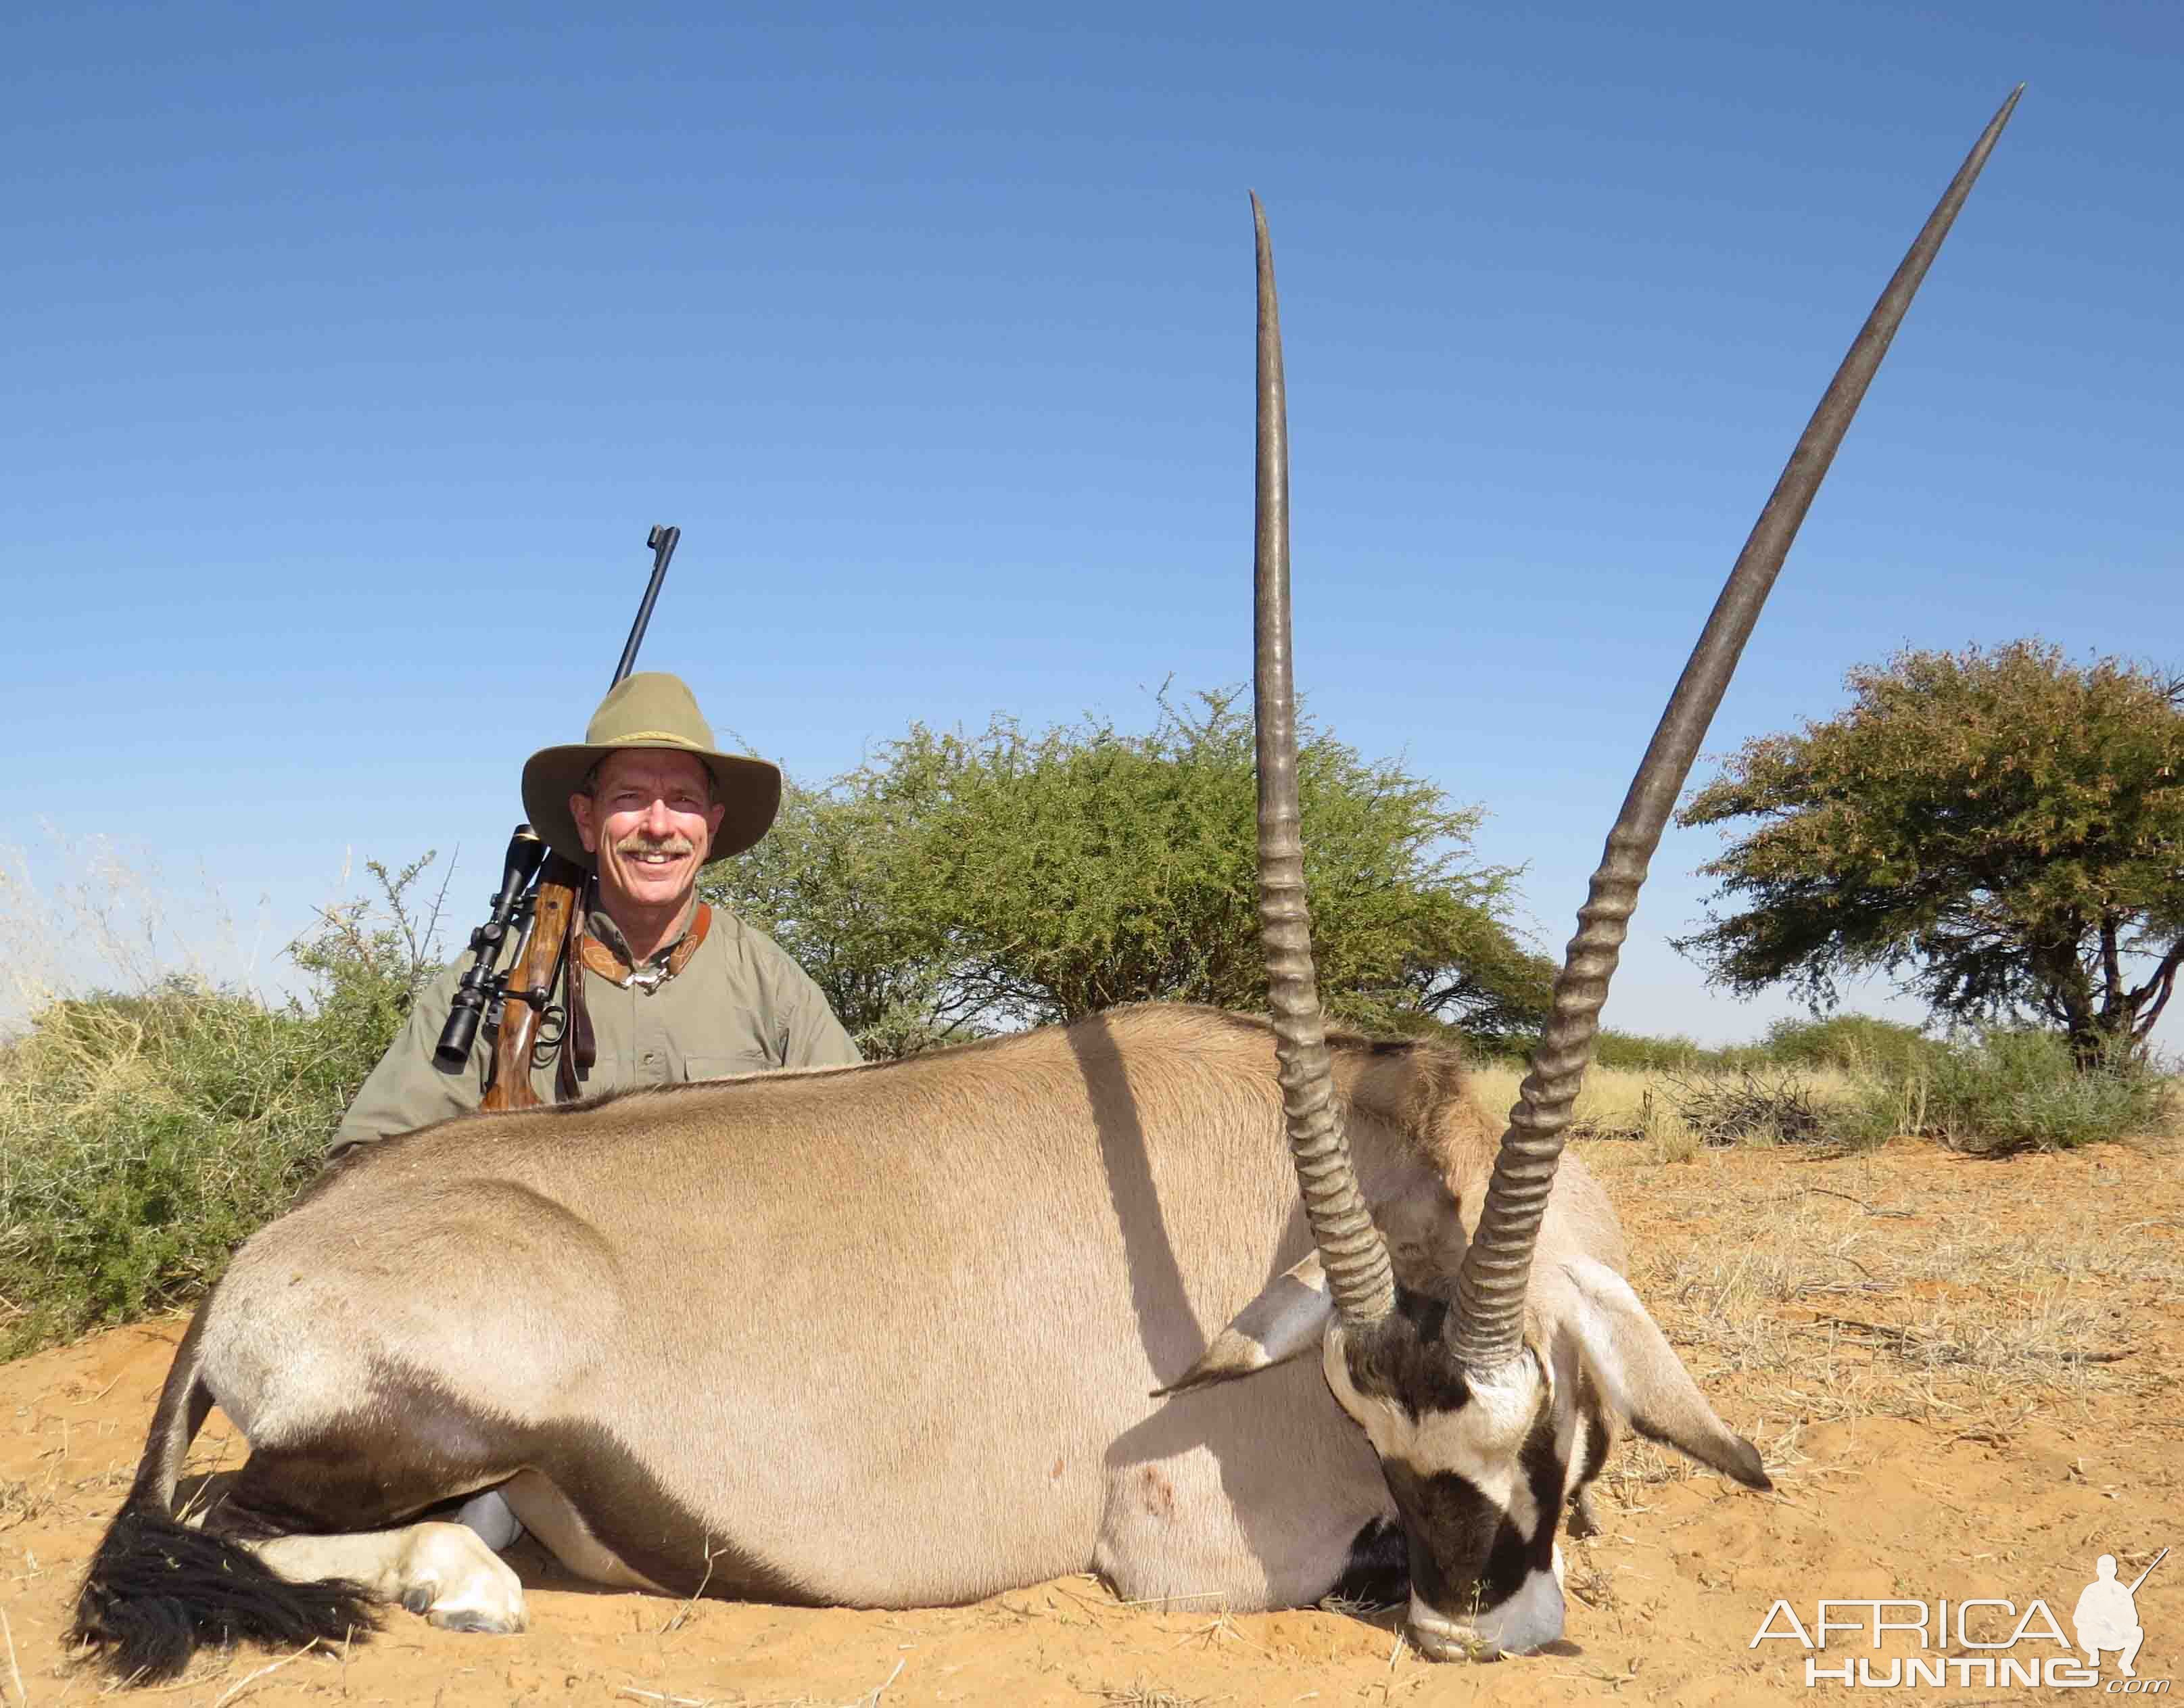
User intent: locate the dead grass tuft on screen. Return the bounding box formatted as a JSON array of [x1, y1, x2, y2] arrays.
[[1085, 1684, 1222, 1708], [0, 1479, 57, 1533]]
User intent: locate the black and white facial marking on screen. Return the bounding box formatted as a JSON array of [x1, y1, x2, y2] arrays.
[[1321, 1288, 1567, 1660], [1330, 1515, 1410, 1609]]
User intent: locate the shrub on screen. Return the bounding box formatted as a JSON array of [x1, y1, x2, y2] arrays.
[[709, 690, 1553, 1051], [0, 859, 439, 1356], [1761, 1014, 1934, 1077], [1591, 1029, 1717, 1072], [1480, 1014, 2170, 1155], [1475, 1028, 1744, 1072], [1917, 1027, 2170, 1154], [1773, 1023, 2171, 1153]]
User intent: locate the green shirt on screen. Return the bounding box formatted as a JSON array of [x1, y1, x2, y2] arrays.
[[329, 905, 861, 1155]]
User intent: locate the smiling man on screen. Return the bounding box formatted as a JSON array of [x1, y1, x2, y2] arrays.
[[327, 672, 860, 1158]]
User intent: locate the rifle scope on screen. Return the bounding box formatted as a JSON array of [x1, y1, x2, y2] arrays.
[[434, 824, 548, 1072]]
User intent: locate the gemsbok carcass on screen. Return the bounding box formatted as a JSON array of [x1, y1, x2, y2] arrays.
[[72, 90, 2021, 1682]]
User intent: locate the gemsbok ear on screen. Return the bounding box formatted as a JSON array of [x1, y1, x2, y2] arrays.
[[1560, 1258, 1772, 1490], [1154, 1253, 1334, 1397]]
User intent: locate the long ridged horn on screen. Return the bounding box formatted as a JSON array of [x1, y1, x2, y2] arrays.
[[1252, 193, 1398, 1327], [1450, 88, 2024, 1371]]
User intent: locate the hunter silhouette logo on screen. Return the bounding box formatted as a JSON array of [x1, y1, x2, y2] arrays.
[[1751, 1546, 2169, 1690], [2076, 1550, 2165, 1680]]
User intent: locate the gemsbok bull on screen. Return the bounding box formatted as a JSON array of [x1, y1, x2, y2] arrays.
[[73, 90, 2020, 1682]]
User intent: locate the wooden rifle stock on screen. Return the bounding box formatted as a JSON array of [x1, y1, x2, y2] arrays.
[[482, 851, 588, 1112]]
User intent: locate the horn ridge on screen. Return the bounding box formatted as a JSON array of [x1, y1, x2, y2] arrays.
[[1449, 88, 2026, 1371], [1252, 193, 1398, 1327]]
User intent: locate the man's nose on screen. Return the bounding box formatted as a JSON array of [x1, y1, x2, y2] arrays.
[[639, 797, 676, 835]]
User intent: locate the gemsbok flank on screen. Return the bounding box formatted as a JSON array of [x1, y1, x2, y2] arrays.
[[73, 89, 2020, 1682]]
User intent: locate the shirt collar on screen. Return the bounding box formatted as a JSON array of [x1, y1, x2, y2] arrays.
[[586, 896, 698, 972]]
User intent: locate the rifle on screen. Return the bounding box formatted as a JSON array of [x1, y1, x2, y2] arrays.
[[433, 524, 681, 1110]]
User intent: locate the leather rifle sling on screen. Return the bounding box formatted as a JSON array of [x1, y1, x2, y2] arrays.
[[557, 876, 598, 1101]]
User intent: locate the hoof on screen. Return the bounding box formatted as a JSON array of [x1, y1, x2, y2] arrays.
[[399, 1522, 529, 1634], [428, 1605, 527, 1635]]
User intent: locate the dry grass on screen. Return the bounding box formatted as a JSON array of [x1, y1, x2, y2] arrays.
[[1470, 1053, 2177, 1164], [1467, 1064, 1701, 1154], [1583, 1136, 2180, 1458], [1469, 1062, 1872, 1166], [0, 833, 288, 1037], [0, 1478, 59, 1534], [1084, 1686, 1222, 1707]]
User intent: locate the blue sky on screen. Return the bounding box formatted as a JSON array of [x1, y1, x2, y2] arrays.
[[5, 2, 2179, 1049]]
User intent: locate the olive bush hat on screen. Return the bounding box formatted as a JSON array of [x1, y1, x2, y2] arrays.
[[521, 672, 782, 870]]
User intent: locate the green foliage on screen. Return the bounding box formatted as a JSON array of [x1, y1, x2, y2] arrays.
[[1589, 1029, 1722, 1072], [1913, 1027, 2171, 1154], [1678, 642, 2184, 1060], [709, 690, 1552, 1054], [1760, 1014, 1934, 1078], [0, 859, 441, 1356], [1552, 1009, 2170, 1153], [713, 774, 968, 1058], [287, 853, 447, 1071], [1651, 1023, 2170, 1155]]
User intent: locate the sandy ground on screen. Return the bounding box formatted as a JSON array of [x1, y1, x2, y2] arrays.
[[2, 1137, 2178, 1707]]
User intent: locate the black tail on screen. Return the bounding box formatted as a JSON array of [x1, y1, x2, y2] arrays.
[[70, 1304, 377, 1682], [72, 1506, 376, 1682]]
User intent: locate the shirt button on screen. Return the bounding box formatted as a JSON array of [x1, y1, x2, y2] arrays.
[[642, 1051, 661, 1070]]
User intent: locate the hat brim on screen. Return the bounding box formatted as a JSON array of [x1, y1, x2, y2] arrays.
[[521, 741, 782, 871]]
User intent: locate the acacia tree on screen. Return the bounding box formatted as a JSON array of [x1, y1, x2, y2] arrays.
[[707, 776, 975, 1060], [1675, 642, 2184, 1061], [709, 690, 1551, 1056]]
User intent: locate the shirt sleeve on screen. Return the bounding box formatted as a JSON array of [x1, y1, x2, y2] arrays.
[[757, 937, 863, 1068], [327, 961, 487, 1155]]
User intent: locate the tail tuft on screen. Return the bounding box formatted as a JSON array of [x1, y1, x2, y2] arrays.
[[72, 1505, 377, 1682]]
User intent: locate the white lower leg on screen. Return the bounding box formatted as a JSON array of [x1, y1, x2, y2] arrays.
[[250, 1521, 529, 1633], [456, 1487, 527, 1553]]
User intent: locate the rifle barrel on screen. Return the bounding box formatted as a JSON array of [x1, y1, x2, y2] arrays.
[[612, 524, 679, 688]]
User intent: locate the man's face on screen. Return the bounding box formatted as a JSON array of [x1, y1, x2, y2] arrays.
[[569, 751, 727, 917]]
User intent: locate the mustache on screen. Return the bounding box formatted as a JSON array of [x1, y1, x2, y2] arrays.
[[613, 836, 698, 859]]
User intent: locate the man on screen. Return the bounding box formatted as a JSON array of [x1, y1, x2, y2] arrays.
[[329, 671, 861, 1158]]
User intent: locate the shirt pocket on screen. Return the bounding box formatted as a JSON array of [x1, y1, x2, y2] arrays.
[[685, 1050, 774, 1082]]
